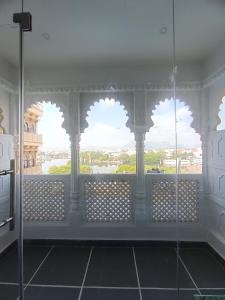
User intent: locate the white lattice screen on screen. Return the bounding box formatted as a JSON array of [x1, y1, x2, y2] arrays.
[[152, 179, 199, 223], [24, 179, 65, 221], [84, 180, 133, 223]]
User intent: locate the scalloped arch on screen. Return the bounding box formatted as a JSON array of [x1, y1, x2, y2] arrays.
[[147, 97, 202, 141], [217, 95, 225, 131], [80, 94, 134, 134], [24, 97, 70, 138]]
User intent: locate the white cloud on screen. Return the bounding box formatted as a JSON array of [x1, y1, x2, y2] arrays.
[[37, 103, 70, 151], [80, 122, 133, 149], [37, 99, 201, 152], [146, 101, 201, 148]]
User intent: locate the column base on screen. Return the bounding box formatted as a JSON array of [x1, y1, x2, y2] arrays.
[[135, 192, 147, 225], [69, 191, 80, 217]]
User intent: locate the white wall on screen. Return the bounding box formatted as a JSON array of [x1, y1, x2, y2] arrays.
[[205, 73, 225, 259], [203, 41, 225, 79], [25, 62, 203, 87], [0, 88, 11, 134], [0, 56, 18, 85]]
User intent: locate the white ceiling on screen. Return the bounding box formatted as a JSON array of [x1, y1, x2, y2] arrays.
[[0, 0, 225, 67]]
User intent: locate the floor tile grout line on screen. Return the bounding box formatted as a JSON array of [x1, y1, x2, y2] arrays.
[[2, 281, 225, 290], [24, 245, 54, 291], [175, 248, 202, 296], [82, 286, 175, 290], [182, 246, 225, 273], [132, 247, 143, 300], [24, 283, 81, 289], [80, 286, 225, 291], [15, 246, 54, 300], [206, 248, 225, 272], [77, 246, 93, 300], [0, 282, 19, 286]]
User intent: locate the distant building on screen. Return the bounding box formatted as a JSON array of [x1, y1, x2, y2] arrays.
[[23, 104, 43, 175], [163, 159, 191, 166]]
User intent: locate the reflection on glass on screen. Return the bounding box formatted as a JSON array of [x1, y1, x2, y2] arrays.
[[175, 0, 225, 298], [0, 20, 20, 300], [0, 0, 222, 299]]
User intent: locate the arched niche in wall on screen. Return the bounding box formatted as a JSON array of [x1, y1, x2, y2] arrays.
[[80, 97, 135, 174], [24, 100, 71, 175], [217, 96, 225, 131], [145, 97, 202, 174]]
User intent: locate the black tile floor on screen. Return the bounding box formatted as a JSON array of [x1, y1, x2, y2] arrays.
[[0, 245, 225, 299]]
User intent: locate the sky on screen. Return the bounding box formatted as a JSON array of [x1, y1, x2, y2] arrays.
[[37, 98, 203, 151], [37, 102, 70, 151], [146, 98, 201, 148], [80, 98, 133, 150]]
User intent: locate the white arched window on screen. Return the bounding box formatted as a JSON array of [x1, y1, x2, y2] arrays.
[[80, 98, 135, 174], [25, 101, 71, 175], [145, 98, 202, 174]]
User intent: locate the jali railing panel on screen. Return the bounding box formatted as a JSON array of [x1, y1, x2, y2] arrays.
[[146, 174, 202, 223], [24, 175, 70, 222], [79, 174, 135, 223]]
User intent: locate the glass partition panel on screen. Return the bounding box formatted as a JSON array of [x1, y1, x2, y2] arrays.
[[176, 0, 225, 299], [0, 1, 21, 299], [143, 1, 179, 299], [22, 0, 180, 299]]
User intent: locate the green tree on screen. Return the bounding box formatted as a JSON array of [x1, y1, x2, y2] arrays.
[[48, 160, 71, 174], [118, 153, 130, 164], [115, 164, 136, 174], [48, 160, 91, 174], [80, 165, 92, 173], [144, 150, 166, 165], [80, 151, 110, 165], [129, 154, 136, 165]]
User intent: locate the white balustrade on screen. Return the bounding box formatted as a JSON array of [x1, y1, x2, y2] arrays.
[[23, 174, 203, 224]]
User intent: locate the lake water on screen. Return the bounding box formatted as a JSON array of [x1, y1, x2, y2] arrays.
[[41, 159, 117, 174]]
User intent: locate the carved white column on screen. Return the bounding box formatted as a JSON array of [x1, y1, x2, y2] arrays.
[[69, 92, 80, 217], [134, 91, 147, 223], [200, 88, 210, 195], [135, 131, 146, 223]]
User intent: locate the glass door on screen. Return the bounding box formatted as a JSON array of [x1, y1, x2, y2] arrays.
[[0, 1, 22, 299], [176, 0, 225, 299], [21, 1, 181, 300]]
